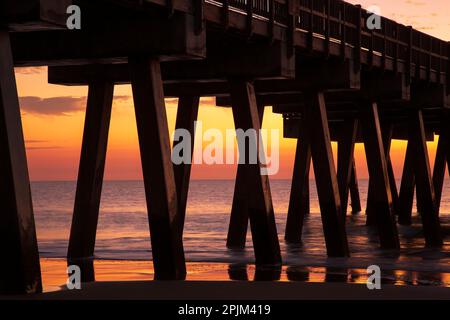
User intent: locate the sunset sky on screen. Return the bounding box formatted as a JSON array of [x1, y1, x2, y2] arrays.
[[16, 0, 450, 181]]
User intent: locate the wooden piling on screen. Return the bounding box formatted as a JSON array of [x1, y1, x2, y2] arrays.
[[337, 118, 358, 218], [360, 101, 400, 249], [366, 123, 398, 225], [0, 30, 42, 294], [228, 79, 281, 265], [433, 131, 447, 213], [398, 141, 415, 225], [226, 104, 265, 248], [67, 81, 114, 281], [305, 91, 349, 257], [382, 124, 400, 215], [284, 113, 311, 243], [129, 57, 186, 280], [226, 164, 250, 248], [433, 112, 450, 214], [173, 95, 200, 230], [408, 109, 443, 246], [349, 160, 362, 213]]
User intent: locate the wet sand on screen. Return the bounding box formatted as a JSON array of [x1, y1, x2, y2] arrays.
[[0, 258, 435, 299], [37, 258, 450, 292]]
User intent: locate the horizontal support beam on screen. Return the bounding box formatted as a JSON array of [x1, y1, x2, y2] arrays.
[[217, 91, 373, 107], [192, 39, 294, 79], [282, 112, 437, 141], [48, 57, 359, 92], [411, 83, 448, 108], [48, 40, 294, 81], [0, 0, 71, 31], [12, 10, 205, 66], [360, 71, 410, 101], [294, 58, 360, 90]]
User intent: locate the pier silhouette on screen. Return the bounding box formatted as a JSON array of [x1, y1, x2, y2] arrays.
[[0, 0, 448, 294]]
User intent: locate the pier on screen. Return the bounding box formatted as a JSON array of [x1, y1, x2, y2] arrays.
[[0, 0, 448, 294]]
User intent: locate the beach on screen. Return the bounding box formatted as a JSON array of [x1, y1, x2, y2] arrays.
[[6, 258, 450, 300], [18, 180, 448, 298], [11, 258, 440, 299]]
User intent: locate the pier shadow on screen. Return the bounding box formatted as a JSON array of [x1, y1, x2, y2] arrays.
[[286, 266, 310, 282], [227, 264, 249, 281], [324, 267, 349, 283], [227, 264, 282, 281], [254, 265, 282, 281]]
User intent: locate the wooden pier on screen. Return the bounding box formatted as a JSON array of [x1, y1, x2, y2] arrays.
[[0, 0, 448, 293]]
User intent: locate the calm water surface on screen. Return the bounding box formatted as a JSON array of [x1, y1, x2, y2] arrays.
[[32, 180, 450, 287]]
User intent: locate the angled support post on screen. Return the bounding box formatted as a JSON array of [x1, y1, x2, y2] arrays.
[[360, 101, 400, 249], [173, 95, 200, 231], [226, 161, 250, 248], [285, 112, 311, 243], [433, 111, 450, 214], [408, 109, 443, 247], [433, 131, 447, 213], [0, 30, 42, 294], [383, 123, 400, 216], [366, 122, 398, 225], [386, 152, 399, 215], [129, 57, 186, 280], [67, 81, 114, 282], [337, 118, 359, 218], [398, 141, 415, 225], [226, 104, 265, 248], [228, 79, 281, 265], [305, 91, 349, 257], [349, 160, 362, 214]]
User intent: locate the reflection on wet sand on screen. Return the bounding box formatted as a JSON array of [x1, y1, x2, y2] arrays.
[[228, 264, 248, 281], [40, 258, 450, 293]]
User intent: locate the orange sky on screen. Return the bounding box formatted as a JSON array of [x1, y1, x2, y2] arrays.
[[15, 0, 449, 181]]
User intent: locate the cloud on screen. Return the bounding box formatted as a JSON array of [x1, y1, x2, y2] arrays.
[[15, 67, 46, 75], [113, 95, 133, 103], [200, 97, 216, 108], [19, 96, 86, 116], [25, 139, 48, 144], [404, 0, 426, 6], [163, 97, 216, 109], [18, 95, 218, 116], [165, 98, 178, 108], [26, 146, 63, 150], [25, 140, 61, 150]]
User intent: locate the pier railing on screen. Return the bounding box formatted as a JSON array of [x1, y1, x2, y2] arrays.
[[205, 0, 448, 81]]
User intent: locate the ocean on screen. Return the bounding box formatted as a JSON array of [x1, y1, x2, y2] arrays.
[[32, 180, 450, 286]]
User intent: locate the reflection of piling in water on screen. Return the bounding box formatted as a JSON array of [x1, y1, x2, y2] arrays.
[[286, 267, 310, 282], [228, 264, 249, 281], [324, 267, 349, 283], [1, 0, 448, 294], [254, 265, 282, 281]]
